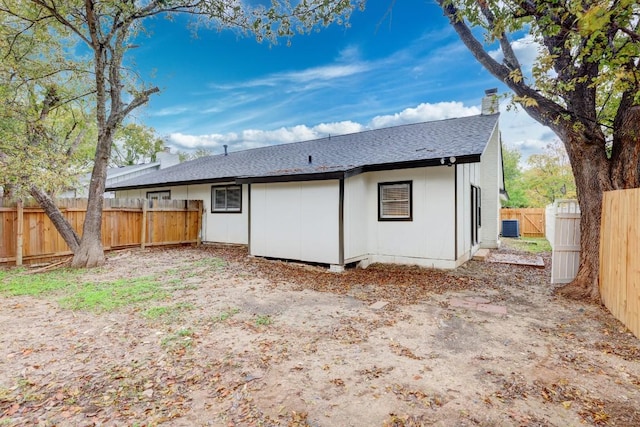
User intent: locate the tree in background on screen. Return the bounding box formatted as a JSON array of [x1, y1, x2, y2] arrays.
[[111, 124, 165, 167], [438, 0, 640, 301], [1, 0, 363, 268], [0, 6, 96, 250], [524, 141, 577, 207], [501, 145, 529, 208], [178, 147, 215, 162]]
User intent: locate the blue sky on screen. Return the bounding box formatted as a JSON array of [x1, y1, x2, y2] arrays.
[[128, 2, 555, 161]]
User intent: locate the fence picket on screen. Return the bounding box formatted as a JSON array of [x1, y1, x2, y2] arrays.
[[600, 188, 640, 339], [0, 198, 203, 265]]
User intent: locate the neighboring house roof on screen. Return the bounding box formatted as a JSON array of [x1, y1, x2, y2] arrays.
[[108, 163, 160, 179], [107, 113, 499, 191]]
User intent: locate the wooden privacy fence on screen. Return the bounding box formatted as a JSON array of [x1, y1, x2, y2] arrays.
[[600, 188, 640, 339], [0, 198, 203, 265], [500, 208, 546, 237]]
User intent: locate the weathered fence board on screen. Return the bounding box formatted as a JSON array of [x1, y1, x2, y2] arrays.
[[600, 189, 640, 339], [0, 198, 203, 265], [500, 208, 546, 237]]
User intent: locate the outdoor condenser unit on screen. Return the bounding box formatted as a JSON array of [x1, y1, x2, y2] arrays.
[[501, 219, 520, 238]]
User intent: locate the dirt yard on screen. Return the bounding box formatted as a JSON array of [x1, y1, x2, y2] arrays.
[[1, 242, 639, 426]]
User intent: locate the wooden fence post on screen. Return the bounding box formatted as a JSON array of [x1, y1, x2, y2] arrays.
[[16, 199, 23, 266], [197, 200, 203, 246], [141, 200, 147, 249]]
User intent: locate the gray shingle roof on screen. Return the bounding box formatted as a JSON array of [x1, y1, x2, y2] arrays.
[[107, 113, 499, 191]]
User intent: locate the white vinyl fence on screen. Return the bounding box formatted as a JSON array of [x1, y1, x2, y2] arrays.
[[546, 200, 581, 284]]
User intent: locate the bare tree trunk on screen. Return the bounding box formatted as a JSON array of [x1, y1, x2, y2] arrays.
[[29, 185, 81, 253], [71, 132, 110, 268], [556, 138, 612, 302], [560, 107, 640, 301]]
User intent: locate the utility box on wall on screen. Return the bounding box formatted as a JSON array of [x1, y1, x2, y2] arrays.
[[501, 219, 520, 238]]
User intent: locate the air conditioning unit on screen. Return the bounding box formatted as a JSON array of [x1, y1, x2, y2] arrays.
[[502, 219, 520, 238]]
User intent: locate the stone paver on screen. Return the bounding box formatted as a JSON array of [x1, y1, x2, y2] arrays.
[[369, 300, 389, 310]]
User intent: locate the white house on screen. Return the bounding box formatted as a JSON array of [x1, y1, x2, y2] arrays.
[[107, 90, 506, 270], [62, 149, 180, 198]]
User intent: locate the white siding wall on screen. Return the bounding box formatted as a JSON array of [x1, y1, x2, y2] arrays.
[[115, 183, 249, 244], [206, 184, 249, 244], [455, 163, 481, 263], [345, 167, 457, 269], [250, 181, 340, 265], [343, 174, 368, 261], [457, 164, 470, 259], [479, 126, 502, 249]]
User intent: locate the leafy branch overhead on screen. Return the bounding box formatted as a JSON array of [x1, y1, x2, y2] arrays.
[[438, 0, 640, 300], [439, 0, 640, 138]]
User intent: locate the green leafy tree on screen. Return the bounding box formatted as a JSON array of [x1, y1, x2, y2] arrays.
[[438, 0, 640, 300], [178, 147, 215, 162], [501, 145, 529, 208], [111, 124, 165, 167], [523, 141, 577, 207], [1, 0, 363, 268], [0, 6, 96, 249]]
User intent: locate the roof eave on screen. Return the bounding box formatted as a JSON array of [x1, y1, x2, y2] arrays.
[[108, 155, 483, 189], [106, 176, 237, 192], [238, 155, 482, 183]]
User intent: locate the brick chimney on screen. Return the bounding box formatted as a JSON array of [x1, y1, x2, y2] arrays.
[[481, 88, 499, 115]]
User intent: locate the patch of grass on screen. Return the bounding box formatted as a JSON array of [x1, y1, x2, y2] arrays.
[[0, 268, 80, 296], [59, 276, 168, 312], [193, 257, 225, 268], [503, 237, 551, 254], [210, 308, 240, 324], [255, 314, 272, 326], [143, 302, 195, 323], [0, 386, 12, 401], [161, 328, 195, 349]]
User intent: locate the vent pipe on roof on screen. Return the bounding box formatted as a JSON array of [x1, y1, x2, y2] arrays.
[[223, 145, 228, 156], [308, 155, 312, 164]]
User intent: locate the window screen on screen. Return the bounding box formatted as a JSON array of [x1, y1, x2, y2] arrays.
[[147, 191, 170, 201], [378, 181, 412, 221], [211, 185, 242, 213]]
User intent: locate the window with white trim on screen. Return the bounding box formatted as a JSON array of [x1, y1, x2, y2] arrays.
[[378, 181, 412, 221], [211, 185, 242, 213], [147, 190, 170, 201]]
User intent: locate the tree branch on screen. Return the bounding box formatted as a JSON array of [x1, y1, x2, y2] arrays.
[[437, 0, 567, 130]]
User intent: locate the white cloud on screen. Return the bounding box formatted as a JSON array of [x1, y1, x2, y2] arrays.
[[151, 106, 191, 117], [337, 45, 361, 62], [500, 105, 556, 164], [210, 63, 369, 90], [168, 101, 488, 153], [314, 121, 364, 135], [489, 34, 540, 72], [370, 102, 480, 128], [168, 132, 236, 149], [168, 121, 365, 152]]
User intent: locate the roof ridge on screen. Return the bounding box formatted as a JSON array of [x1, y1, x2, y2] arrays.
[[207, 113, 489, 157]]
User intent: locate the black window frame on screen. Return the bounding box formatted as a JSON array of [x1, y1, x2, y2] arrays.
[[378, 180, 413, 222], [471, 185, 481, 245], [211, 185, 242, 214]]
